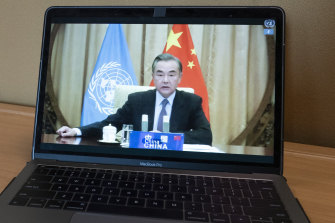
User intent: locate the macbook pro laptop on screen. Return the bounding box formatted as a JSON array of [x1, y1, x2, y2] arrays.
[[0, 6, 310, 223]]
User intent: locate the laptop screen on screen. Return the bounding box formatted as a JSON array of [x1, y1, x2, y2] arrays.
[[34, 7, 284, 173]]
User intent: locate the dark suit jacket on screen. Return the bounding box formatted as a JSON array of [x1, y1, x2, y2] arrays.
[[79, 89, 212, 145]]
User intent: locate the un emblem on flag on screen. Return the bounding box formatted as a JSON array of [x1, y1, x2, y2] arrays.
[[88, 62, 135, 115]]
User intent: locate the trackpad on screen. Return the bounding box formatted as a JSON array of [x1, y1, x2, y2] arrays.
[[71, 212, 178, 223]]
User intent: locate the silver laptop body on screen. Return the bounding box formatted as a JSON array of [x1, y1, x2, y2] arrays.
[[0, 6, 309, 223]]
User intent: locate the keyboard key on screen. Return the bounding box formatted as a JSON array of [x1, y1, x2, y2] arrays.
[[194, 194, 211, 203], [9, 197, 29, 206], [230, 214, 251, 223], [68, 185, 85, 193], [45, 200, 65, 209], [224, 189, 243, 197], [102, 180, 118, 188], [85, 186, 102, 194], [96, 172, 112, 180], [128, 175, 144, 182], [204, 203, 223, 213], [68, 178, 85, 185], [153, 184, 169, 191], [185, 202, 203, 212], [112, 174, 128, 181], [135, 183, 152, 190], [48, 169, 64, 176], [166, 201, 183, 209], [33, 166, 50, 175], [73, 193, 91, 202], [85, 179, 101, 186], [231, 181, 249, 190], [230, 197, 251, 206], [51, 184, 69, 191], [242, 190, 261, 199], [256, 180, 275, 188], [128, 171, 138, 176], [223, 205, 243, 215], [250, 216, 272, 221], [87, 203, 183, 220], [55, 192, 73, 200], [91, 195, 109, 204], [80, 171, 96, 178], [195, 176, 204, 182], [138, 190, 155, 199], [189, 186, 206, 194], [211, 213, 230, 222], [64, 201, 87, 211], [53, 177, 69, 184], [261, 191, 280, 200], [198, 180, 213, 187], [218, 181, 232, 189], [273, 218, 292, 223], [243, 206, 289, 218], [185, 211, 209, 222], [114, 171, 129, 176], [128, 198, 145, 207], [162, 176, 178, 185], [29, 175, 53, 182], [179, 178, 195, 186], [48, 169, 57, 176], [175, 193, 192, 202], [250, 198, 284, 209], [17, 189, 56, 199], [64, 170, 80, 177], [212, 195, 230, 205], [120, 189, 137, 197], [146, 199, 164, 208], [109, 196, 127, 205], [250, 181, 275, 191], [24, 182, 52, 190], [27, 198, 47, 208], [102, 188, 120, 196], [145, 175, 162, 184], [171, 185, 187, 193], [207, 187, 224, 195], [157, 192, 173, 200], [118, 181, 135, 189]]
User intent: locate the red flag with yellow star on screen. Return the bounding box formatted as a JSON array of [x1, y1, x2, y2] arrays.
[[153, 24, 210, 121]]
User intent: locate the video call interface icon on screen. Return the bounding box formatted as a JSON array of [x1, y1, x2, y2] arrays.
[[264, 19, 275, 35]]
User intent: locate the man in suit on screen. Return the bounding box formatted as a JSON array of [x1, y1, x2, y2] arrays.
[[57, 53, 212, 145]]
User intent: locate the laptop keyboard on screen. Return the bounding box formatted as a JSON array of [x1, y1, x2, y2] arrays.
[[9, 165, 291, 223]]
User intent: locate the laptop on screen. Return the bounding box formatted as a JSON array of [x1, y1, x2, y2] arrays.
[[0, 6, 310, 223]]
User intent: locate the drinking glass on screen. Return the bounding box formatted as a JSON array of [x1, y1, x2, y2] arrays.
[[122, 124, 133, 145]]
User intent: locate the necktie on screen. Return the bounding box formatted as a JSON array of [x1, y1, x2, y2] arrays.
[[157, 99, 169, 132]]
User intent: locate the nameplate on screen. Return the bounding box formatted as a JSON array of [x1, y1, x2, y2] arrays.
[[129, 131, 184, 151]]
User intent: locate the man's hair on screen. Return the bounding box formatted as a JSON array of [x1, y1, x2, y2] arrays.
[[152, 53, 183, 73]]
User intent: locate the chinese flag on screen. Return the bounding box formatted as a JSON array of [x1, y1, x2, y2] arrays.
[[151, 24, 210, 121]]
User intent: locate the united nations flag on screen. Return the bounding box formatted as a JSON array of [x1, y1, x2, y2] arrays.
[[80, 24, 138, 126]]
